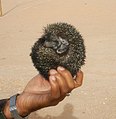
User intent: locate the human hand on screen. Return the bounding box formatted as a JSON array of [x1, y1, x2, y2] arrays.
[[4, 67, 83, 118]]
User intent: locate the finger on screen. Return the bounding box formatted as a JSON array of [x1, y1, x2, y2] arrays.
[[49, 69, 58, 75], [49, 68, 69, 95], [49, 75, 60, 99], [74, 70, 83, 88], [57, 66, 75, 90], [54, 73, 69, 96]]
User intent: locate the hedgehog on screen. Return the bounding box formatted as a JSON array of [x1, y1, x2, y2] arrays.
[[30, 22, 86, 79]]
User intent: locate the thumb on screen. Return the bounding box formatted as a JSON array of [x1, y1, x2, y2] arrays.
[[74, 70, 83, 88]]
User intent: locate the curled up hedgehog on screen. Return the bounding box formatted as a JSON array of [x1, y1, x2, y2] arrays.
[[30, 22, 86, 79]]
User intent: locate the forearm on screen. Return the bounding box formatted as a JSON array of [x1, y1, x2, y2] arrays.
[[4, 99, 14, 119], [0, 99, 13, 119]]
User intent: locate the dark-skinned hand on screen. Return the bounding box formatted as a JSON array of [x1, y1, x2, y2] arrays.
[[4, 66, 83, 119]]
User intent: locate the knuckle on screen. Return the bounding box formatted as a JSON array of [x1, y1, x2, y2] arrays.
[[69, 85, 75, 89], [63, 71, 70, 77], [77, 82, 82, 87]]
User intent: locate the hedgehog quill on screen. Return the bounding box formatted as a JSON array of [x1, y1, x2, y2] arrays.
[[30, 22, 86, 79]]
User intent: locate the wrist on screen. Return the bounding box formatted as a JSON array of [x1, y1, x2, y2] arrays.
[[3, 94, 29, 119], [16, 94, 29, 117], [3, 99, 12, 119]]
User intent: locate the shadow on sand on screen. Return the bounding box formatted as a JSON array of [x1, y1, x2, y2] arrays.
[[29, 103, 79, 119]]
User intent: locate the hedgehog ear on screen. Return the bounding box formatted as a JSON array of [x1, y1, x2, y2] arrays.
[[38, 37, 46, 46], [44, 32, 52, 41]]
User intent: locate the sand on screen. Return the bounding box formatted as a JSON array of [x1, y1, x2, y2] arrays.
[[0, 0, 116, 119]]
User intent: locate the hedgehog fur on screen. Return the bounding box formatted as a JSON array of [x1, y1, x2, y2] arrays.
[[30, 22, 86, 79]]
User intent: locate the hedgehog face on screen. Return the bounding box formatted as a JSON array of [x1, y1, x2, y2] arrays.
[[30, 22, 86, 79], [43, 33, 69, 55]]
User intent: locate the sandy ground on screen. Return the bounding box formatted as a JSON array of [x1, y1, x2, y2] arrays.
[[0, 0, 116, 119]]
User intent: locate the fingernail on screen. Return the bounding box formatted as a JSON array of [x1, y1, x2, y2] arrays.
[[49, 76, 56, 81], [57, 66, 65, 71], [50, 69, 57, 75], [73, 75, 76, 79], [78, 69, 81, 72]]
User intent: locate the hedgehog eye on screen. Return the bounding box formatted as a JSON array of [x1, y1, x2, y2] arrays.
[[52, 41, 59, 49], [44, 41, 53, 48], [44, 40, 59, 49]]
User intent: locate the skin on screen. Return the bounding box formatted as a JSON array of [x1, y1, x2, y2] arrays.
[[3, 66, 83, 119]]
